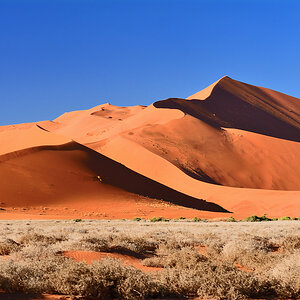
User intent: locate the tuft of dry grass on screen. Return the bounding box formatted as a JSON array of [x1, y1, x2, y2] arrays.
[[0, 239, 20, 255], [19, 232, 67, 246]]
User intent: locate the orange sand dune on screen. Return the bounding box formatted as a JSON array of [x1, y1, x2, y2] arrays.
[[1, 76, 300, 219], [0, 140, 227, 214], [123, 114, 300, 190], [41, 103, 184, 145], [41, 103, 150, 143]]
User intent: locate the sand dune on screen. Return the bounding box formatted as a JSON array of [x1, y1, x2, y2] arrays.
[[124, 114, 300, 190], [0, 122, 68, 155], [0, 139, 227, 214], [1, 76, 299, 219]]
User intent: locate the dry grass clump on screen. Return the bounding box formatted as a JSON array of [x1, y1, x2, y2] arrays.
[[0, 239, 20, 255], [279, 235, 300, 252], [77, 233, 157, 256], [219, 234, 276, 270], [143, 246, 207, 268], [19, 232, 67, 246], [268, 251, 300, 298], [196, 232, 225, 257]]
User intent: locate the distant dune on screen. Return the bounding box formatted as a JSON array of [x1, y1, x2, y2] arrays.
[[1, 76, 299, 219]]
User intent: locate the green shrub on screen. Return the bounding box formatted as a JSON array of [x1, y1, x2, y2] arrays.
[[279, 216, 291, 221], [133, 217, 142, 221], [74, 219, 82, 223], [244, 214, 271, 222]]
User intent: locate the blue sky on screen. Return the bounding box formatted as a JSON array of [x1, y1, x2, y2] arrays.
[[1, 0, 300, 125]]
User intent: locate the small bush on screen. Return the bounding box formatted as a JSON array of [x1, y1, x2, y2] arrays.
[[244, 214, 271, 222], [73, 219, 82, 223], [150, 217, 169, 222]]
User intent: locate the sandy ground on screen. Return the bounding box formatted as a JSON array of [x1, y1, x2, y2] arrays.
[[63, 250, 162, 272]]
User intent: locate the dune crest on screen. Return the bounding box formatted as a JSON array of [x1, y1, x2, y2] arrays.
[[186, 75, 229, 100]]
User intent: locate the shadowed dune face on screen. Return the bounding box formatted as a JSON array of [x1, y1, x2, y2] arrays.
[[0, 141, 228, 213], [154, 79, 300, 142]]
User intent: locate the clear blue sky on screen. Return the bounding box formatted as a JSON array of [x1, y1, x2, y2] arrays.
[[1, 0, 300, 125]]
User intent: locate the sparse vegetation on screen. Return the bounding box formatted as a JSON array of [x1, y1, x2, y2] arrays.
[[0, 219, 299, 299]]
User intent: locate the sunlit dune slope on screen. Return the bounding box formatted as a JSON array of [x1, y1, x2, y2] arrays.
[[41, 103, 184, 144], [123, 114, 300, 190], [0, 122, 67, 155]]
